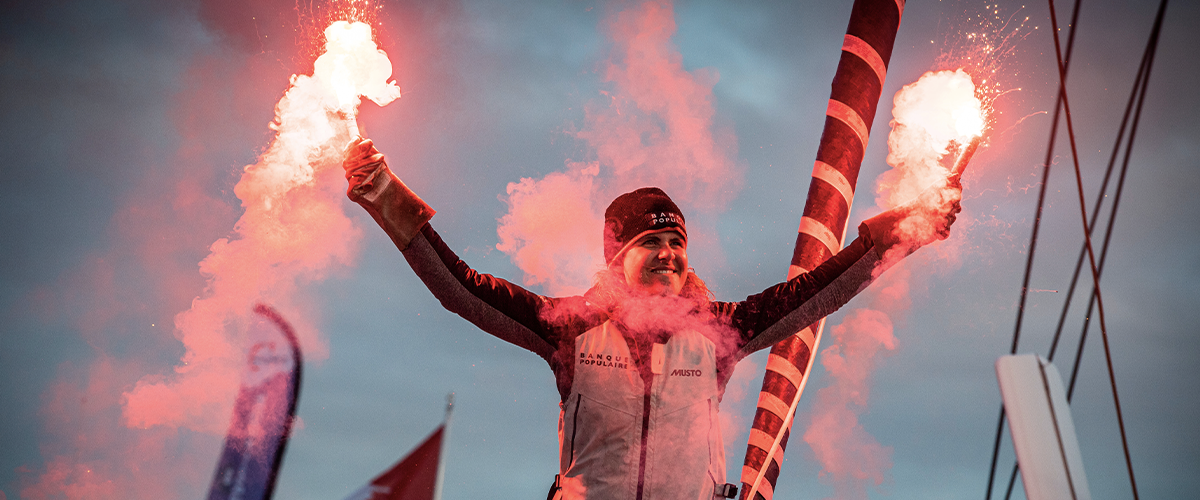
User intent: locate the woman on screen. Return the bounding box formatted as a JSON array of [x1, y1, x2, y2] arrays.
[[342, 136, 960, 500]]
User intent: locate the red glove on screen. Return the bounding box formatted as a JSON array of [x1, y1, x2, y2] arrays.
[[343, 136, 387, 199]]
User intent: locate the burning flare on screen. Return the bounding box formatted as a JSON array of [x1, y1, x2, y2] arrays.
[[314, 20, 401, 131], [878, 68, 985, 209], [121, 20, 400, 434]]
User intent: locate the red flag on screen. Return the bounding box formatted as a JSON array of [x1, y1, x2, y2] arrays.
[[344, 426, 445, 500]]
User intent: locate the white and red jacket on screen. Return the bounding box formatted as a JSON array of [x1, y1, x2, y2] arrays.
[[353, 170, 887, 500]]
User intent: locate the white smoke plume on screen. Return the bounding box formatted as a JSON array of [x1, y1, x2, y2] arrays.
[[22, 19, 403, 499], [878, 69, 982, 209]]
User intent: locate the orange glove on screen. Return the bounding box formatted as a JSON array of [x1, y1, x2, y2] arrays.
[[343, 136, 387, 200], [341, 137, 436, 251]]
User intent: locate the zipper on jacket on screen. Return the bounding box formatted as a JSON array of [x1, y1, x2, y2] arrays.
[[626, 328, 654, 500], [624, 324, 661, 500], [635, 379, 652, 500]]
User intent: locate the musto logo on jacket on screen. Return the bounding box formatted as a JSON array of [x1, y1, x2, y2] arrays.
[[558, 321, 725, 500]]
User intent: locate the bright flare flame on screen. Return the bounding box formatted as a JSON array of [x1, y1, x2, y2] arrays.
[[897, 68, 984, 147], [878, 68, 986, 209], [314, 20, 401, 115], [953, 103, 986, 138]]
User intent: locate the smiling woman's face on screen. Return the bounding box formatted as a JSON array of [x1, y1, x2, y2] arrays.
[[620, 230, 688, 296]]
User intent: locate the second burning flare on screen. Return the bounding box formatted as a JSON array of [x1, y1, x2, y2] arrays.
[[880, 68, 987, 211]]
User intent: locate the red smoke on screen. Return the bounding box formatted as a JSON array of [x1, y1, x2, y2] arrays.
[[803, 308, 897, 497], [18, 50, 271, 497], [496, 0, 742, 295], [121, 18, 398, 431], [582, 0, 741, 205], [20, 15, 400, 499], [116, 17, 400, 443], [497, 162, 604, 296]]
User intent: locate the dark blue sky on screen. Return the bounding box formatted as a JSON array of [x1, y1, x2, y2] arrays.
[[2, 0, 1198, 498]]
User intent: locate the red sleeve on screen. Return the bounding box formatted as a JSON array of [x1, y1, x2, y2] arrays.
[[721, 225, 883, 357], [401, 223, 596, 361]]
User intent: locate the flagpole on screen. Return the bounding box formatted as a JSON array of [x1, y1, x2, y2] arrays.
[[434, 393, 454, 500]]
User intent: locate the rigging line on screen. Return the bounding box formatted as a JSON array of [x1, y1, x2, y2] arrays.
[[983, 1, 1083, 498], [1000, 8, 1161, 498], [995, 3, 1164, 496], [1009, 0, 1084, 356], [1049, 1, 1167, 498], [983, 408, 1009, 500], [1003, 464, 1020, 500], [1067, 161, 1134, 398], [1067, 0, 1167, 405], [1047, 7, 1152, 363]]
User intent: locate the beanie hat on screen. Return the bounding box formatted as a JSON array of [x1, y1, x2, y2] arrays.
[[603, 187, 687, 265]]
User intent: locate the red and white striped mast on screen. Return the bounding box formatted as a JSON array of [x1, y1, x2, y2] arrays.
[[740, 1, 904, 498]]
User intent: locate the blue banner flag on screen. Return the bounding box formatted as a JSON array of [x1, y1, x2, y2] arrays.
[[207, 304, 303, 500]]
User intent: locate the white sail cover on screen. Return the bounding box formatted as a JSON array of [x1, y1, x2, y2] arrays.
[[995, 354, 1091, 500]]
